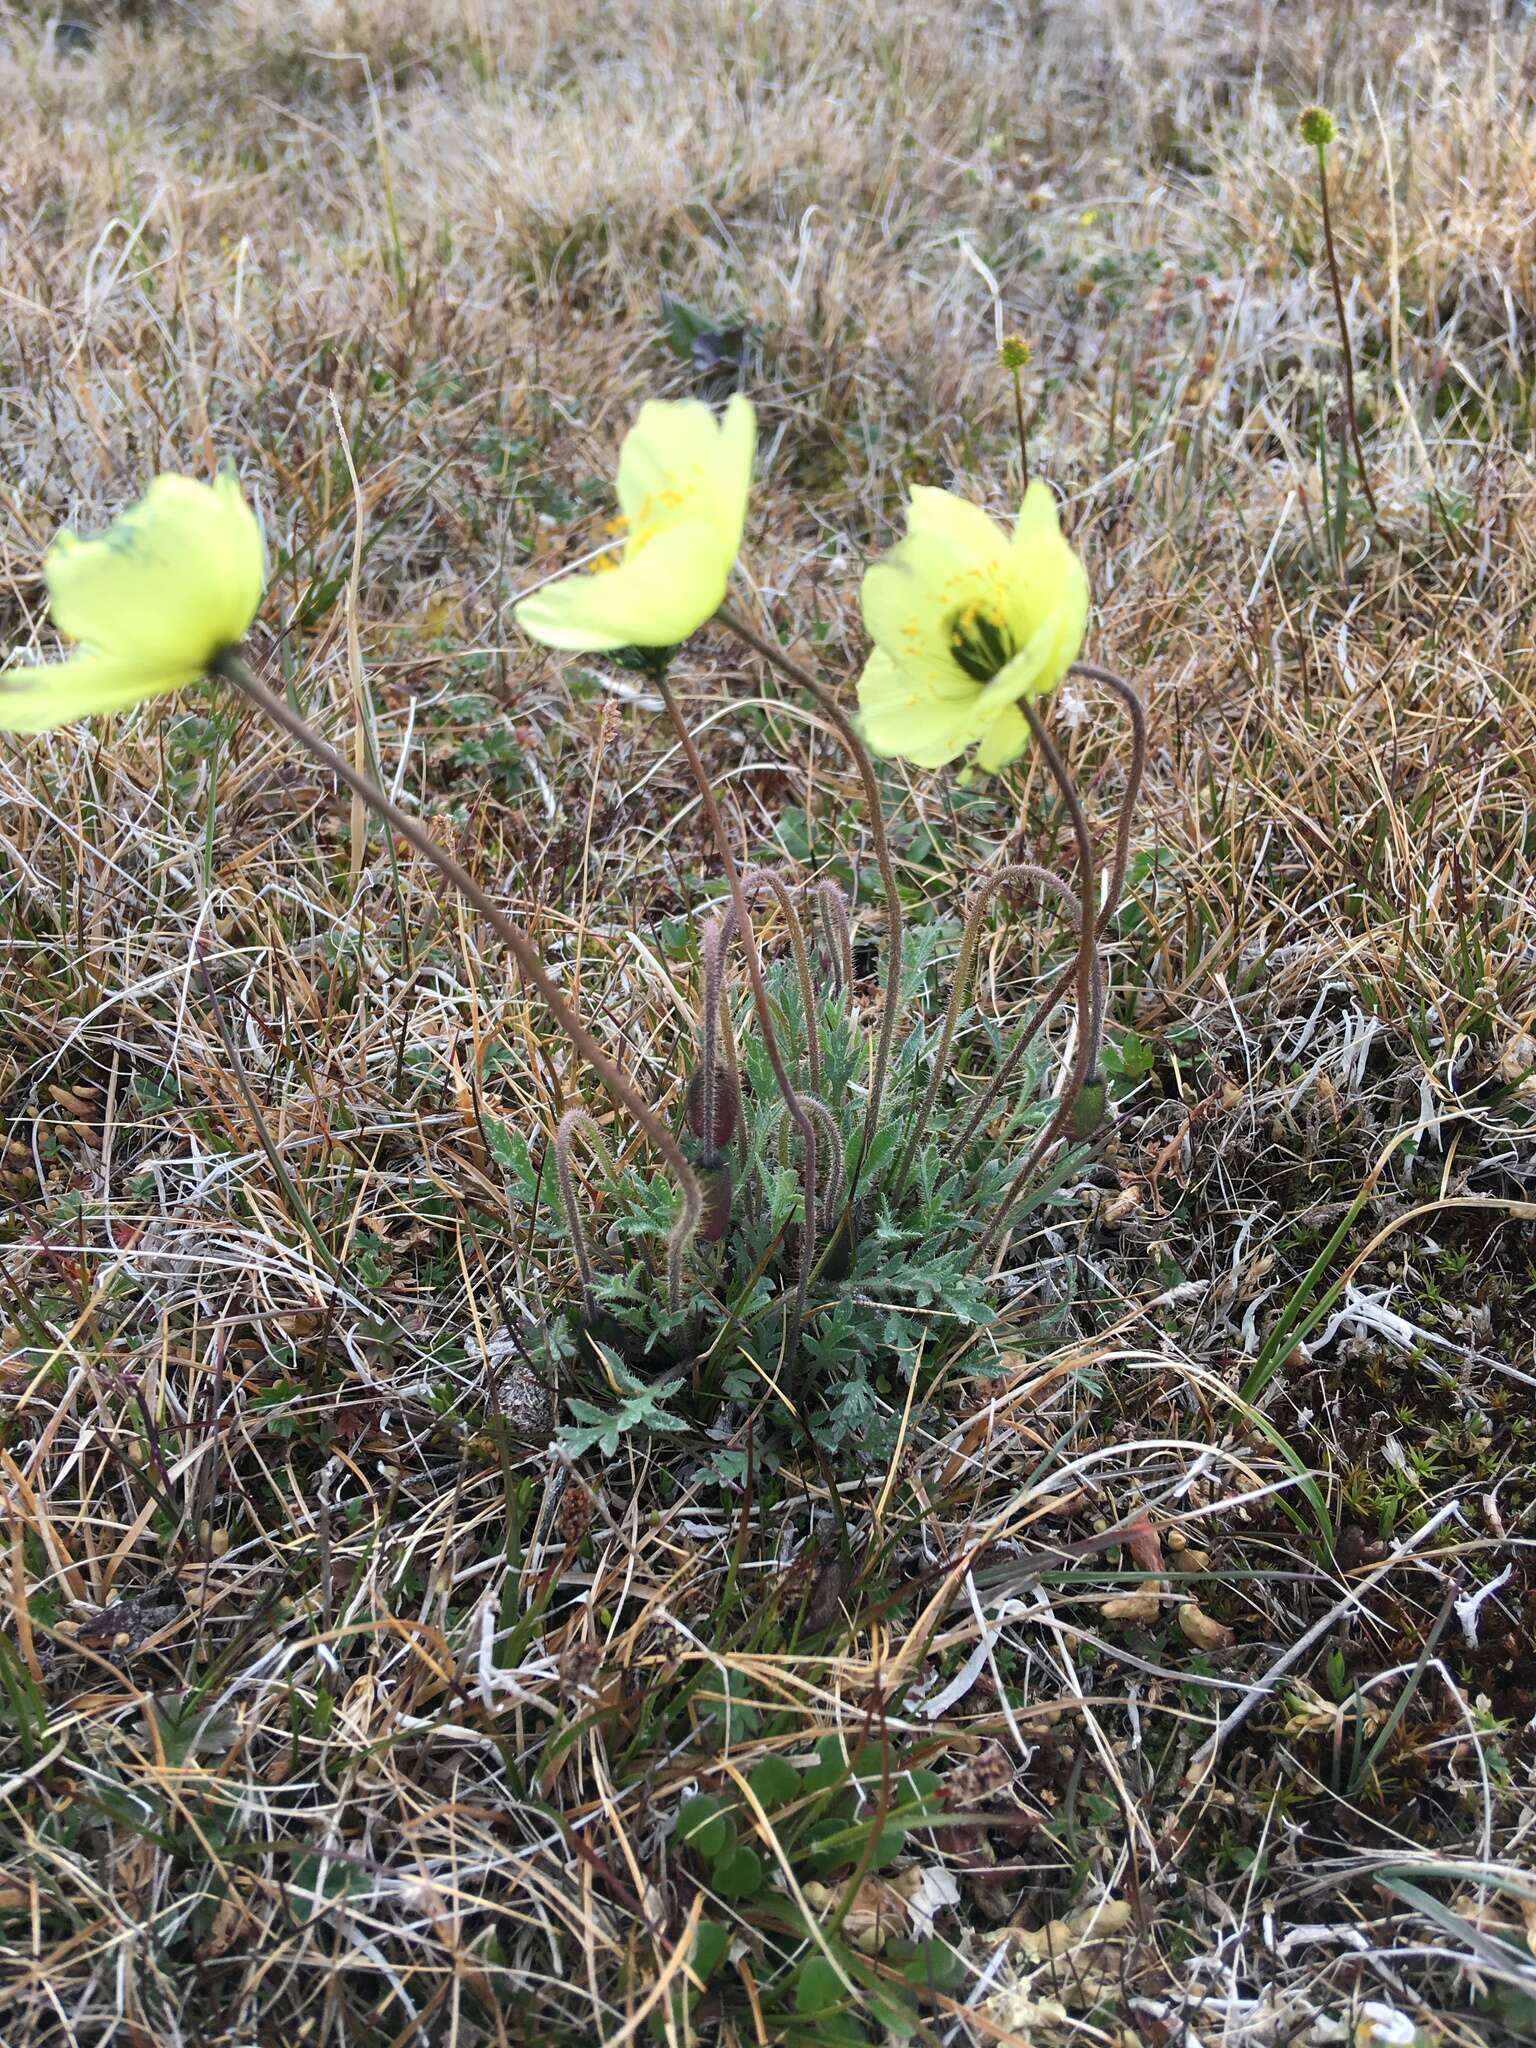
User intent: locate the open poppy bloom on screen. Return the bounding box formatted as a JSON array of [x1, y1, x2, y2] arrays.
[[856, 480, 1088, 773], [515, 395, 755, 654], [0, 470, 265, 733]]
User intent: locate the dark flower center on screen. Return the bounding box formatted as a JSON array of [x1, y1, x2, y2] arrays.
[[947, 602, 1014, 682]]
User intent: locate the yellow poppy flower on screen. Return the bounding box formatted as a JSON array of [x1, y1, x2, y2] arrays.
[[515, 394, 755, 652], [856, 479, 1088, 773], [0, 471, 264, 733]]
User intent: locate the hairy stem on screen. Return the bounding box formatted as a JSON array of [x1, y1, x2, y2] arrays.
[[715, 603, 903, 1172], [1010, 360, 1031, 491], [699, 914, 726, 1164], [893, 862, 1083, 1198], [957, 661, 1143, 1151], [777, 1091, 845, 1233], [215, 649, 702, 1311], [738, 865, 821, 1101], [954, 958, 1074, 1156], [812, 879, 855, 999], [975, 698, 1101, 1264], [1070, 662, 1146, 954], [689, 912, 741, 1168], [658, 678, 817, 1372]]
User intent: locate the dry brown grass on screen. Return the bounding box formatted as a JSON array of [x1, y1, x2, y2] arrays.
[[2, 1, 1535, 2043]]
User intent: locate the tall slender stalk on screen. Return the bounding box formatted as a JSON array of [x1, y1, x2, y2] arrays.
[[812, 880, 854, 999], [957, 661, 1143, 1151], [975, 698, 1101, 1264], [213, 649, 702, 1312], [1070, 663, 1146, 951], [715, 603, 903, 1174], [1308, 112, 1378, 519], [689, 913, 739, 1167], [1000, 332, 1033, 489], [777, 1091, 845, 1234], [656, 677, 818, 1374]]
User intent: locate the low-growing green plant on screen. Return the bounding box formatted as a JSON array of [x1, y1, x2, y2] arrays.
[[552, 880, 1113, 1456], [0, 367, 1146, 1466], [543, 646, 1143, 1454], [661, 1734, 957, 2044]]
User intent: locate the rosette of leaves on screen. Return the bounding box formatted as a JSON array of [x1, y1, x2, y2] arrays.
[[545, 877, 1116, 1460]]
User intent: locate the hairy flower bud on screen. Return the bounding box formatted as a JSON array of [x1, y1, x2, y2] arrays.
[[685, 1064, 739, 1154]]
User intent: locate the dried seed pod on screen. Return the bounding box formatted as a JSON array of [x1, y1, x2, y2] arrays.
[[499, 1363, 556, 1447], [1177, 1602, 1234, 1651], [50, 1083, 103, 1122], [1102, 1582, 1164, 1625]]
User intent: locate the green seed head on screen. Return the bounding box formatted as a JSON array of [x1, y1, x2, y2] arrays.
[[999, 332, 1032, 372], [1298, 104, 1336, 148]]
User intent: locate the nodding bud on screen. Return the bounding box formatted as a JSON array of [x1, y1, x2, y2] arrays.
[[1070, 1075, 1108, 1139], [685, 1064, 739, 1154], [698, 1161, 733, 1242]]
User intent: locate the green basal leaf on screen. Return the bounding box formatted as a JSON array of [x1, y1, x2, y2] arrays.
[[676, 1794, 728, 1860], [793, 1954, 845, 2015], [711, 1843, 764, 1898], [749, 1755, 801, 1809]]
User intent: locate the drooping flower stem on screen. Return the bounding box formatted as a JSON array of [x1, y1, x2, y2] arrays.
[[1020, 701, 1099, 1083], [812, 880, 854, 999], [954, 957, 1075, 1158], [656, 676, 818, 1373], [691, 913, 738, 1169], [777, 1092, 846, 1234], [738, 866, 822, 1102], [214, 648, 702, 1312], [715, 602, 904, 1172], [892, 861, 1084, 1200], [975, 699, 1102, 1264]]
